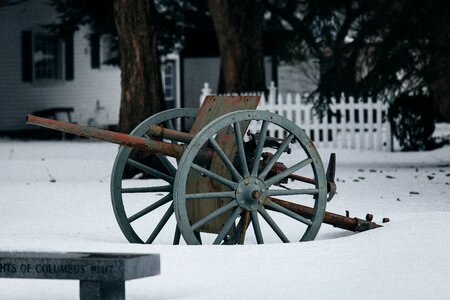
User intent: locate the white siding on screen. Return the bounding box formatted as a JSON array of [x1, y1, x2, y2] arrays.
[[183, 57, 221, 109], [0, 1, 121, 131], [277, 61, 318, 94]]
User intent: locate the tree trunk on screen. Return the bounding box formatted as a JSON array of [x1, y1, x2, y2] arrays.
[[208, 0, 266, 93], [114, 0, 164, 134], [428, 14, 450, 122], [428, 57, 450, 122]]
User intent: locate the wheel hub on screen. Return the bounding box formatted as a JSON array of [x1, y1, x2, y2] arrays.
[[236, 177, 267, 211]]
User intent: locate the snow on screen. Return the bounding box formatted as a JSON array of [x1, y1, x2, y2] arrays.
[[1, 137, 449, 299]]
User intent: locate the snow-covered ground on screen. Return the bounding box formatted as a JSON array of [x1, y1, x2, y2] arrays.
[[1, 134, 449, 299]]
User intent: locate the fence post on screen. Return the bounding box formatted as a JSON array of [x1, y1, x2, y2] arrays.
[[323, 110, 329, 148], [331, 97, 338, 148], [358, 99, 365, 150], [293, 94, 301, 129], [199, 82, 212, 105], [385, 101, 394, 152], [383, 102, 393, 152], [376, 100, 383, 150], [349, 97, 356, 149], [304, 97, 312, 144], [268, 81, 277, 100], [368, 98, 374, 150], [335, 96, 346, 148]]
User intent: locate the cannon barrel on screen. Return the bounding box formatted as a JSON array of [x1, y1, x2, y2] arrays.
[[270, 197, 382, 232], [26, 114, 191, 159]]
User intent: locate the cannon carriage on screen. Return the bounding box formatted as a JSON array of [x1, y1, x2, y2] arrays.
[[26, 96, 380, 245]]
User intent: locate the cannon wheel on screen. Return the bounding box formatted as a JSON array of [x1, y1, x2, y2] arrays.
[[174, 110, 327, 245], [111, 108, 198, 244]]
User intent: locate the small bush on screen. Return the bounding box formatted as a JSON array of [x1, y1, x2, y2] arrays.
[[388, 94, 436, 151]]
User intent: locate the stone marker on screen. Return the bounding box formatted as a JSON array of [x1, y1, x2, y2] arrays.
[[0, 252, 160, 300]]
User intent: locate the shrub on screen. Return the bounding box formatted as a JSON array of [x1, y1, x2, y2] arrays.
[[388, 94, 436, 151]]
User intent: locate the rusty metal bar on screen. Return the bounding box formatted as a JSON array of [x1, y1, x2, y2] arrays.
[[26, 114, 191, 159], [147, 125, 195, 143], [269, 197, 382, 232]]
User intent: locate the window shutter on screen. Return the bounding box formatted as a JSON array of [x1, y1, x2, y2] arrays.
[[90, 34, 100, 69], [65, 34, 74, 80], [21, 31, 33, 82]]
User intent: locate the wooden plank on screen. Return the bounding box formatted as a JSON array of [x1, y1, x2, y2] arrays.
[[186, 96, 260, 234]]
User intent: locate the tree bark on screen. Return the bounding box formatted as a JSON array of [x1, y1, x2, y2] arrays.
[[428, 57, 450, 122], [208, 0, 266, 93], [427, 12, 450, 122], [114, 0, 164, 133]]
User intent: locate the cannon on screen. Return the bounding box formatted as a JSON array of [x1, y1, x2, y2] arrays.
[[26, 96, 382, 245]]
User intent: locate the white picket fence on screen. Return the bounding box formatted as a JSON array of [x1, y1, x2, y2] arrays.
[[200, 82, 393, 151]]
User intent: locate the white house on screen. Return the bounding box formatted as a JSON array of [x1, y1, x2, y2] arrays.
[[0, 0, 316, 135], [0, 0, 181, 134]]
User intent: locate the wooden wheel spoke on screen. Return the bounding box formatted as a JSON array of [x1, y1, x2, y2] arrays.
[[185, 191, 235, 200], [251, 210, 264, 244], [191, 200, 238, 231], [259, 134, 295, 180], [265, 158, 312, 187], [173, 226, 181, 245], [208, 137, 243, 181], [127, 158, 174, 184], [145, 203, 174, 244], [194, 231, 202, 244], [127, 193, 172, 223], [233, 122, 250, 177], [265, 200, 313, 226], [251, 120, 269, 176], [213, 207, 242, 245], [144, 133, 177, 176], [165, 119, 175, 130], [121, 185, 172, 194], [267, 188, 318, 197], [258, 207, 290, 243], [191, 163, 238, 189], [156, 154, 177, 176]]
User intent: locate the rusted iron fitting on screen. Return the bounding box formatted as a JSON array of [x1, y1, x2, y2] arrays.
[[353, 217, 381, 232]]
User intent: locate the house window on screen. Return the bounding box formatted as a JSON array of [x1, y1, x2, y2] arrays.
[[163, 61, 176, 102], [33, 33, 63, 80], [100, 34, 118, 65], [91, 34, 118, 68], [22, 31, 73, 82]]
